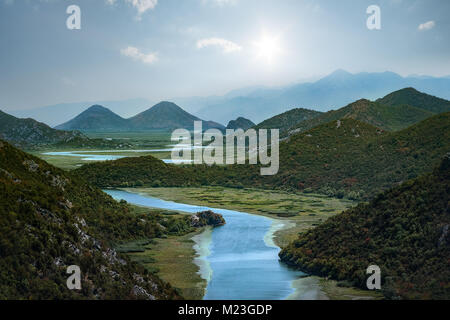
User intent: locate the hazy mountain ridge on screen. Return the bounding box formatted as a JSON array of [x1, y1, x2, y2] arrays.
[[189, 71, 450, 123], [7, 98, 152, 128], [56, 101, 225, 132]]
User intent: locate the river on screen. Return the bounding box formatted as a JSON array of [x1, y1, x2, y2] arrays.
[[104, 189, 307, 300]]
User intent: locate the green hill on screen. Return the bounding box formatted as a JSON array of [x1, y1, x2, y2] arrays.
[[0, 110, 86, 148], [226, 117, 255, 130], [75, 113, 450, 201], [279, 155, 450, 299], [55, 105, 130, 132], [0, 139, 181, 299], [254, 108, 322, 133], [288, 98, 435, 135], [74, 155, 198, 188], [129, 101, 224, 131], [263, 112, 450, 199], [377, 87, 450, 114], [56, 102, 225, 132]]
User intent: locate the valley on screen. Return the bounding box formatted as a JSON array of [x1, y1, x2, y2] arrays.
[[1, 86, 449, 300], [106, 188, 380, 300]]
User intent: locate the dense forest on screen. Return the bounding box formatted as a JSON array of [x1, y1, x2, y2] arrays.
[[279, 155, 450, 299], [0, 139, 185, 299]]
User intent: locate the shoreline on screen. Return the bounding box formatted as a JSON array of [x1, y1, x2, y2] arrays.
[[191, 226, 213, 298], [116, 187, 377, 300]]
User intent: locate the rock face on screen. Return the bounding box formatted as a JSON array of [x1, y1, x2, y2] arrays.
[[0, 139, 181, 300], [190, 210, 226, 228]]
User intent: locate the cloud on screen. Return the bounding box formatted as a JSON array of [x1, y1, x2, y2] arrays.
[[197, 38, 242, 53], [125, 0, 157, 14], [106, 0, 157, 15], [121, 46, 158, 64], [418, 21, 435, 31]]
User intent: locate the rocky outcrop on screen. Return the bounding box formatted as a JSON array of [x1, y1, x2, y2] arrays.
[[190, 210, 226, 228]]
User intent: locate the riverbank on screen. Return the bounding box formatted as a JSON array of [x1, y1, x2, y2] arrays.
[[127, 228, 208, 300], [112, 188, 380, 300], [124, 186, 354, 248]]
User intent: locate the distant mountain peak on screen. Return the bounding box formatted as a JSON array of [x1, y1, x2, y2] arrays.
[[330, 69, 352, 76], [226, 117, 255, 130], [86, 104, 111, 112]]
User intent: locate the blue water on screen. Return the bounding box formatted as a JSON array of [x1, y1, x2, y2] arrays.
[[43, 151, 192, 163], [104, 189, 304, 300]]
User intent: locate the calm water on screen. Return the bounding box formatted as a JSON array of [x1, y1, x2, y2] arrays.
[[43, 150, 193, 163], [104, 189, 304, 300]]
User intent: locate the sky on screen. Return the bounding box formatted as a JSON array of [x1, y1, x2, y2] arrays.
[[1, 0, 449, 110]]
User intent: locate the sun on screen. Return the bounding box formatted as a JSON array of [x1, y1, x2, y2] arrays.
[[253, 33, 282, 64]]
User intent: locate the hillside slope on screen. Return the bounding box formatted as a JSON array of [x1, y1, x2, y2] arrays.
[[75, 113, 450, 201], [55, 105, 130, 132], [56, 102, 225, 132], [377, 87, 450, 114], [129, 101, 224, 131], [288, 98, 434, 135], [0, 140, 180, 299], [226, 117, 255, 130], [254, 108, 322, 133], [280, 155, 450, 299], [0, 110, 85, 148]]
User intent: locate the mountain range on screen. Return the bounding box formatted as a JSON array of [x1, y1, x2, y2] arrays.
[[55, 101, 225, 132], [286, 88, 450, 136], [7, 98, 151, 128], [76, 106, 450, 202], [180, 70, 450, 123], [7, 70, 450, 128]]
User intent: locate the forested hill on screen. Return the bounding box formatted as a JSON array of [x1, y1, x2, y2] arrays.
[[253, 108, 322, 133], [287, 88, 449, 136], [279, 154, 450, 299], [75, 113, 450, 201], [0, 110, 86, 149], [377, 87, 450, 114], [287, 98, 434, 135], [0, 139, 181, 299]]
